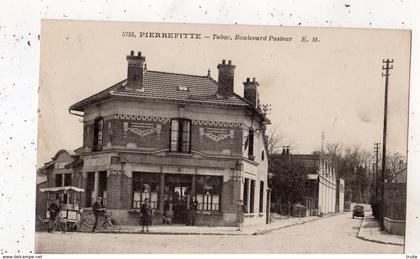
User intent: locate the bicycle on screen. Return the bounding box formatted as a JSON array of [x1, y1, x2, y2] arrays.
[[47, 215, 67, 233], [79, 209, 122, 232]]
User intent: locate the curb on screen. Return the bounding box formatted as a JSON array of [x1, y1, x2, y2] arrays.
[[356, 216, 403, 246], [252, 212, 345, 235], [91, 231, 248, 236], [77, 212, 345, 236]]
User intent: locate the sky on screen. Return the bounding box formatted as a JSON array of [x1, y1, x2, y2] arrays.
[[37, 20, 411, 166]]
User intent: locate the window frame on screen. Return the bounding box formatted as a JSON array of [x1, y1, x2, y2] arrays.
[[259, 181, 264, 213], [195, 175, 222, 212], [93, 117, 104, 151], [248, 129, 254, 160], [169, 118, 192, 153], [132, 172, 160, 210]]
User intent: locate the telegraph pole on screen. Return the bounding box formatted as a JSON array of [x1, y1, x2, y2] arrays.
[[374, 142, 380, 197], [380, 58, 393, 230]]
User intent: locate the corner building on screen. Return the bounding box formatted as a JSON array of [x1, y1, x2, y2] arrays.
[[68, 51, 270, 226]]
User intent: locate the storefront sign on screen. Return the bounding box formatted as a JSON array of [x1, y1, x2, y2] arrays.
[[85, 158, 109, 167]]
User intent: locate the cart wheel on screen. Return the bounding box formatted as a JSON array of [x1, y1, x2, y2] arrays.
[[48, 220, 57, 232], [111, 218, 122, 232], [60, 222, 68, 233], [79, 216, 94, 232]]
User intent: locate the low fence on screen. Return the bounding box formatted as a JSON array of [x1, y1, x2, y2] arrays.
[[383, 182, 406, 235], [384, 183, 406, 220], [271, 202, 307, 217]]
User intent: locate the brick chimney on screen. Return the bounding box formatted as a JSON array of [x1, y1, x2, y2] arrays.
[[126, 50, 145, 88], [217, 60, 235, 97], [243, 77, 260, 107]]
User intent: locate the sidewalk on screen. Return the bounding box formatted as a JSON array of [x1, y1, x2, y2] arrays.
[[357, 213, 404, 246], [94, 213, 341, 235]]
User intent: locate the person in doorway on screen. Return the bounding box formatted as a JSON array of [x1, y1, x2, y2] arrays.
[[236, 199, 248, 231], [162, 196, 172, 224], [91, 197, 103, 233], [187, 198, 198, 226], [140, 198, 152, 232]]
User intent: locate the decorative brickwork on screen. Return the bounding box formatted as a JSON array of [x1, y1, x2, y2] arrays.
[[83, 115, 244, 155], [199, 127, 234, 142]]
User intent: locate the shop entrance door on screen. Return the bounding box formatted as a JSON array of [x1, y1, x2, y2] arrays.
[[165, 174, 192, 225], [172, 184, 191, 224]]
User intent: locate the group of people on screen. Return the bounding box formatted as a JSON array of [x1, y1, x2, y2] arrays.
[[48, 196, 248, 233], [90, 197, 153, 233]]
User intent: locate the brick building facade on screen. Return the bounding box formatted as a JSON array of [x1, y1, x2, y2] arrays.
[[40, 51, 270, 227]]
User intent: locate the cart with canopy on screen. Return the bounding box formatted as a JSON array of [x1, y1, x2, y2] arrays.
[[39, 186, 84, 231]]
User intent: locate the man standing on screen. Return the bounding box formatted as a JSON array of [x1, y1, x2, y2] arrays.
[[47, 199, 60, 232], [91, 197, 103, 233]]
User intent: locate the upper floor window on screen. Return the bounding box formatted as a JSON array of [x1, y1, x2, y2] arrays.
[[55, 173, 72, 187], [248, 129, 254, 160], [170, 118, 191, 153], [93, 117, 104, 151]]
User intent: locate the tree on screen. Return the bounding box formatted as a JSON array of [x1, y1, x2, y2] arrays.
[[385, 152, 405, 181], [269, 156, 307, 205], [266, 126, 298, 156], [266, 127, 283, 156], [329, 144, 373, 203]]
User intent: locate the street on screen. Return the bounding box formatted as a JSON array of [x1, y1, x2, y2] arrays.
[[35, 213, 403, 254]]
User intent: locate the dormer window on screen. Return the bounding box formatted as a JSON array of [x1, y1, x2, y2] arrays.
[[178, 85, 189, 91], [170, 118, 191, 153], [93, 117, 104, 151]]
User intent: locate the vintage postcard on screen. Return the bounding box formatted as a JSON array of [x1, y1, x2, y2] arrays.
[[35, 20, 410, 253]]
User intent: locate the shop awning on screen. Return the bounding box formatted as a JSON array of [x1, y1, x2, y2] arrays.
[[39, 186, 85, 193]]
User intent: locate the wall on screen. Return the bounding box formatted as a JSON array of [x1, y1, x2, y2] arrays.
[[83, 100, 245, 156], [384, 183, 406, 221], [77, 98, 269, 226], [384, 217, 405, 236], [337, 178, 345, 213], [317, 159, 337, 215]]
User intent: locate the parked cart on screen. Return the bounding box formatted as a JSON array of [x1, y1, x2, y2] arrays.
[[39, 186, 84, 232]]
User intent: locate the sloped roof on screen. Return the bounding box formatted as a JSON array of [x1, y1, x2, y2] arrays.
[[70, 70, 249, 111]]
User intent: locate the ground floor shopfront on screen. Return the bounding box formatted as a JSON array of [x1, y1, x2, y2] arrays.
[[79, 152, 268, 227]]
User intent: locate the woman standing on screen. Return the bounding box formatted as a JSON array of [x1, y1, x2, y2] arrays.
[[140, 198, 152, 232], [236, 199, 248, 231]]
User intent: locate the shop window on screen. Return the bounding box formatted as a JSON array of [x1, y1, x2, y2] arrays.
[[196, 175, 222, 211], [93, 117, 104, 151], [170, 118, 191, 153], [259, 181, 264, 213], [248, 130, 254, 160], [132, 172, 159, 210], [98, 171, 107, 207], [243, 178, 249, 213], [250, 179, 255, 213]]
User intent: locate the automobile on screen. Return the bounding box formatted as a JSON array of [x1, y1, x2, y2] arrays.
[[352, 205, 365, 219]]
